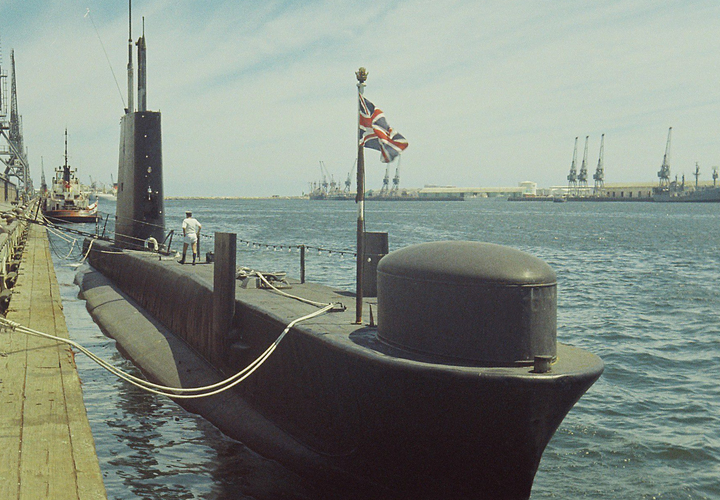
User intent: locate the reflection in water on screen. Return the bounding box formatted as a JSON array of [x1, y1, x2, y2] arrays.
[[49, 198, 720, 500], [53, 251, 324, 499]]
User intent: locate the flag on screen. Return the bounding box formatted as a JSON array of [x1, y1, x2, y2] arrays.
[[358, 93, 408, 163]]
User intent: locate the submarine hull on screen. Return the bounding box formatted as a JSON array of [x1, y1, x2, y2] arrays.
[[82, 241, 603, 499]]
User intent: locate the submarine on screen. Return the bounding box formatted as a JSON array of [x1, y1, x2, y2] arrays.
[[115, 11, 164, 251], [77, 9, 603, 499]]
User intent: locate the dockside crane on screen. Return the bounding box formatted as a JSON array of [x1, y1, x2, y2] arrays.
[[578, 135, 589, 195], [593, 134, 605, 195], [379, 163, 390, 196], [0, 49, 32, 199], [319, 161, 329, 195], [657, 127, 672, 190], [345, 160, 356, 193], [40, 157, 47, 194], [567, 137, 578, 196], [390, 157, 401, 196]]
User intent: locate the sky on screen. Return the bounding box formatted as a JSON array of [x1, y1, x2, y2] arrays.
[[1, 0, 719, 197]]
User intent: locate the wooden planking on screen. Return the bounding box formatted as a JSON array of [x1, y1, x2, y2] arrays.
[[0, 224, 106, 500]]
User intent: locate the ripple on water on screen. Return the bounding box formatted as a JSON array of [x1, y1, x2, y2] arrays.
[[53, 200, 720, 499]]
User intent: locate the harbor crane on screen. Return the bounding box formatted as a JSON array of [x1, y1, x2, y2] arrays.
[[578, 135, 589, 195], [0, 49, 32, 200], [319, 161, 329, 195], [40, 157, 47, 193], [567, 137, 578, 196], [593, 134, 605, 195], [379, 163, 390, 196], [345, 160, 356, 193], [390, 157, 401, 196], [657, 127, 672, 189]]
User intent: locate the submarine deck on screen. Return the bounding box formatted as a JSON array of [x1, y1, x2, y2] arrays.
[[99, 247, 601, 379], [0, 223, 106, 500]]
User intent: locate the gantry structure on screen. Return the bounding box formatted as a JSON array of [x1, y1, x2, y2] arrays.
[[566, 137, 578, 196], [657, 127, 672, 190], [0, 45, 32, 200], [593, 134, 605, 195]]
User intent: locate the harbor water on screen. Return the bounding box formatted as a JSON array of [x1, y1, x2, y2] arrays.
[[49, 198, 720, 499]]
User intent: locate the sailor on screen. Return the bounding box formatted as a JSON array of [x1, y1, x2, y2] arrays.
[[180, 210, 202, 265]]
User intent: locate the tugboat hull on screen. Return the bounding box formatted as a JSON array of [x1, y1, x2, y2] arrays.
[[43, 208, 99, 223]]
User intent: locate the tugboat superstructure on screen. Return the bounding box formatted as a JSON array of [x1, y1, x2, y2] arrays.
[[42, 129, 98, 223]]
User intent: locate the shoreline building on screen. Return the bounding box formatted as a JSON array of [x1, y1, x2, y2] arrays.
[[417, 181, 538, 200]]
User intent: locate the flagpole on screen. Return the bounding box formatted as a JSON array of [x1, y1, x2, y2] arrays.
[[355, 67, 367, 325]]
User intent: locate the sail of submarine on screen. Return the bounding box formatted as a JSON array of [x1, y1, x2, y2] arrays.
[[115, 6, 165, 250]]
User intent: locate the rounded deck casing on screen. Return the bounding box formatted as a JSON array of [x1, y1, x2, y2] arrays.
[[377, 241, 557, 366]]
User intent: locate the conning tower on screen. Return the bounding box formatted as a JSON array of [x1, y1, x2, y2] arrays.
[[115, 10, 164, 249]]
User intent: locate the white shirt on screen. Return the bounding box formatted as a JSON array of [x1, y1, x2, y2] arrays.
[[182, 217, 201, 236]]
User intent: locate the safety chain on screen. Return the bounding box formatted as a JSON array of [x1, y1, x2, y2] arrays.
[[237, 239, 357, 259]]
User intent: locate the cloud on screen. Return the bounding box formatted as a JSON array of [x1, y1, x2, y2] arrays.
[[3, 0, 720, 196]]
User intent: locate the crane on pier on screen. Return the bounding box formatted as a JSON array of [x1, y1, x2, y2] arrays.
[[0, 49, 32, 200], [657, 127, 672, 190], [578, 136, 589, 195], [379, 163, 390, 196], [40, 157, 47, 194], [345, 160, 356, 193], [319, 161, 329, 195], [390, 157, 401, 196], [593, 134, 605, 195], [567, 137, 579, 196]]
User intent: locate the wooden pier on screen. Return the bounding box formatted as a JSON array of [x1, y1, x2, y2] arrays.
[[0, 222, 106, 499]]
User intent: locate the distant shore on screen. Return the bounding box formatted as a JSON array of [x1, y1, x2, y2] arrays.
[[165, 196, 308, 200]]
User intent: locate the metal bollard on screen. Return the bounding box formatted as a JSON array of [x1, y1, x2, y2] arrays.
[[299, 244, 306, 284]]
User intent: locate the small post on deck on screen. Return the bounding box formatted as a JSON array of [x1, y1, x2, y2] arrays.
[[355, 67, 368, 324], [299, 244, 306, 284], [213, 232, 236, 364]]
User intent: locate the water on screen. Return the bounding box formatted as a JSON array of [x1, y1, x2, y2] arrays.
[[49, 199, 720, 499]]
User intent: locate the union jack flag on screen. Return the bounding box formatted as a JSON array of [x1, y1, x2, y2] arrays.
[[358, 93, 408, 163]]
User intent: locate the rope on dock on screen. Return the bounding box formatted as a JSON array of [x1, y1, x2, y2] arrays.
[[0, 302, 335, 400]]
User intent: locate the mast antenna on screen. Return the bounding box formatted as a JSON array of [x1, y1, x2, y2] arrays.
[[136, 16, 147, 111], [126, 0, 134, 113]]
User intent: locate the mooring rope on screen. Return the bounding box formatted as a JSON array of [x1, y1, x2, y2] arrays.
[[250, 269, 340, 308], [4, 210, 347, 399], [0, 302, 334, 399]]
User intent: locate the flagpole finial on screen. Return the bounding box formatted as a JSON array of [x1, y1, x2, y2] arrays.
[[356, 67, 368, 84]]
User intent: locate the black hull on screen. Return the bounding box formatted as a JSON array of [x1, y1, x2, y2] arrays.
[[115, 111, 165, 248], [82, 240, 603, 499]]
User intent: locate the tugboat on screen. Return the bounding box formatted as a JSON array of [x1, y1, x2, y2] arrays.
[[42, 129, 99, 223]]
